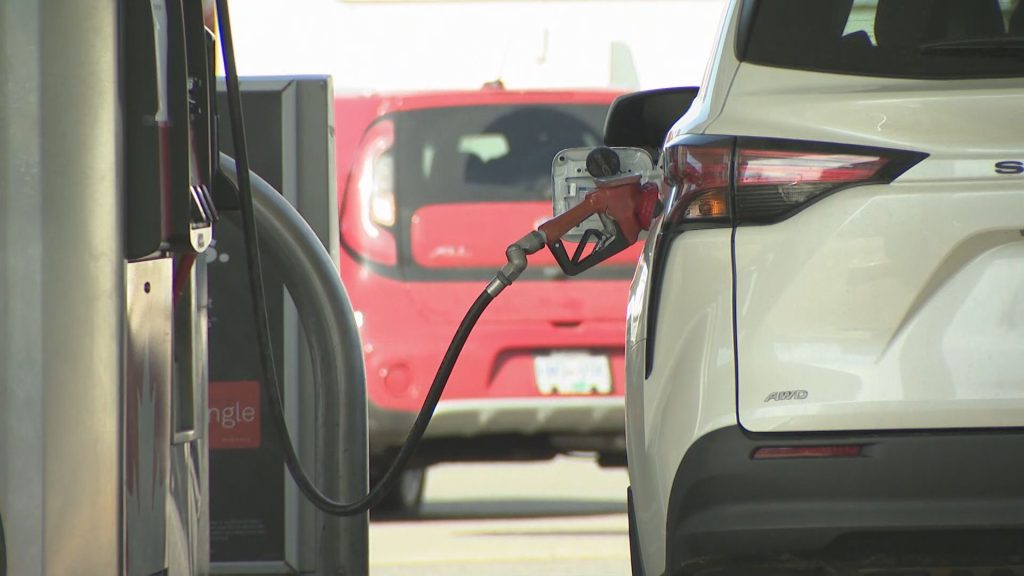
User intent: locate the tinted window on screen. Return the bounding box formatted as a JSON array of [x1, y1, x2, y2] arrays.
[[382, 103, 624, 280], [742, 0, 1024, 79], [393, 104, 607, 211]]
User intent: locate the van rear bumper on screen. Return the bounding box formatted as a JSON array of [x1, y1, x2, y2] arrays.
[[665, 426, 1024, 575], [368, 397, 625, 457]]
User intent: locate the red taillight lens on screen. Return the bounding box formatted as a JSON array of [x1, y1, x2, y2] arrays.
[[341, 119, 398, 266], [752, 445, 863, 460], [735, 147, 892, 223], [664, 136, 926, 226], [666, 138, 733, 223], [739, 150, 889, 185]]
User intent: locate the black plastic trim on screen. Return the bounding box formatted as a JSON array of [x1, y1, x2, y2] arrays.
[[735, 0, 760, 61], [628, 487, 646, 576], [642, 228, 670, 380], [664, 426, 1024, 575], [662, 133, 735, 164], [729, 225, 740, 426], [1, 511, 5, 576]]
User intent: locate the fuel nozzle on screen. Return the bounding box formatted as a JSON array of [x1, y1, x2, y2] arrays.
[[586, 146, 622, 178], [539, 147, 662, 276], [587, 146, 663, 233]]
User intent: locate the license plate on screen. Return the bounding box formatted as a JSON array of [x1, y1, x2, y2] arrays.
[[533, 352, 612, 396]]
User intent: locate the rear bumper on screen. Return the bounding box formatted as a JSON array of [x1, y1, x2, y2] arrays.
[[426, 396, 624, 437], [665, 426, 1024, 575], [368, 397, 625, 456]]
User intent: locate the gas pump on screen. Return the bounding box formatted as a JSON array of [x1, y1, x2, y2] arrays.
[[1, 0, 216, 573], [122, 1, 218, 574]]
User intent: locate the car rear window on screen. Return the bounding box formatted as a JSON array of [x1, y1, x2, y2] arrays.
[[379, 102, 637, 281], [392, 104, 608, 211], [740, 0, 1024, 79]]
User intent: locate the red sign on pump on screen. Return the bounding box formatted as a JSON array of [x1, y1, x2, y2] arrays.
[[209, 380, 261, 450]]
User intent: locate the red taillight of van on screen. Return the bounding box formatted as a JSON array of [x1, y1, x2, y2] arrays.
[[340, 119, 398, 266], [664, 136, 927, 226]]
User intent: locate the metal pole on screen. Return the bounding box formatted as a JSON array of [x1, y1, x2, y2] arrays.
[[0, 0, 122, 574]]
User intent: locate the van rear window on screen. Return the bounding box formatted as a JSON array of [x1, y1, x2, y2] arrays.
[[740, 0, 1024, 79], [378, 102, 628, 280], [393, 104, 608, 211]]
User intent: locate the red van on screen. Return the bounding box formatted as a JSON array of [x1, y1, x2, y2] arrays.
[[334, 86, 638, 513]]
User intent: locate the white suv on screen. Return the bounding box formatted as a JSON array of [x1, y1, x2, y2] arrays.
[[616, 0, 1024, 574]]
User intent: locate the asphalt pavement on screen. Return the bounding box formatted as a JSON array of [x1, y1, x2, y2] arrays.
[[369, 455, 631, 576]]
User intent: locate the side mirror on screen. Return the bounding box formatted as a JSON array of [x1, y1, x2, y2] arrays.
[[603, 86, 700, 154]]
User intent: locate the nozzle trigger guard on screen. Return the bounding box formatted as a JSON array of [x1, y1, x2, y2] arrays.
[[548, 221, 631, 276]]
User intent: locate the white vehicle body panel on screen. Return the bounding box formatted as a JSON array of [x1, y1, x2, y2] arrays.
[[734, 178, 1024, 432], [707, 67, 1024, 149], [715, 70, 1024, 433], [625, 5, 743, 574], [626, 229, 736, 576]]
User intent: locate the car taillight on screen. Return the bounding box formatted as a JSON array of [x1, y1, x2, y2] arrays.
[[664, 136, 926, 226], [366, 151, 396, 227], [666, 136, 733, 224], [341, 119, 398, 266], [735, 147, 892, 223]]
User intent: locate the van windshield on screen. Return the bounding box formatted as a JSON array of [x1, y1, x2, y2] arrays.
[[741, 0, 1024, 79]]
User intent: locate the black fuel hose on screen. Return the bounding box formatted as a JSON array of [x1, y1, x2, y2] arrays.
[[216, 0, 502, 515]]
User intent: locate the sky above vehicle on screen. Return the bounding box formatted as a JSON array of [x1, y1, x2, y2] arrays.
[[226, 0, 726, 92]]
